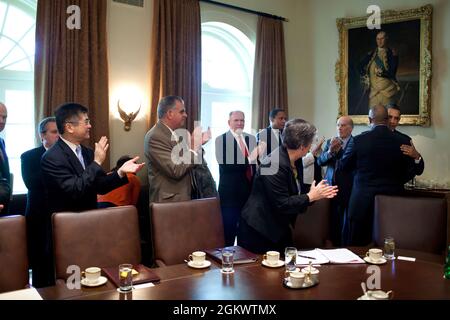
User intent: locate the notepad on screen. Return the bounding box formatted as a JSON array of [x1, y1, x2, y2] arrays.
[[102, 264, 160, 288], [296, 248, 365, 265], [205, 245, 259, 265]]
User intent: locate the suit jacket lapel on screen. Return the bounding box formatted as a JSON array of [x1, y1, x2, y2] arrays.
[[58, 140, 85, 174]]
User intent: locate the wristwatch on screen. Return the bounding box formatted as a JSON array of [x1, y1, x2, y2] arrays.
[[414, 156, 422, 164]]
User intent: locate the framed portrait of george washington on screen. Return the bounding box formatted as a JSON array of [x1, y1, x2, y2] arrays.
[[335, 4, 432, 126]]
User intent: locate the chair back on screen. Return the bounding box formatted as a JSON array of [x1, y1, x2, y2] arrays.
[[151, 198, 224, 266], [0, 215, 28, 292], [52, 206, 141, 280], [293, 199, 331, 249], [374, 195, 447, 255]]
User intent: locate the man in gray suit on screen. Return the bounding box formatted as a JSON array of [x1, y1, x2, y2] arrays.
[[144, 96, 210, 203]]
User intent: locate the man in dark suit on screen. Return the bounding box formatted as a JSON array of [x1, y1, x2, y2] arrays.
[[0, 102, 11, 216], [21, 117, 59, 287], [41, 103, 144, 214], [215, 111, 264, 246], [40, 103, 144, 285], [341, 105, 415, 246], [256, 108, 286, 158], [387, 104, 424, 176], [317, 116, 354, 246]]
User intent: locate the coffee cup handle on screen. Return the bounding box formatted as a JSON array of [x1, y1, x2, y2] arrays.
[[284, 271, 290, 279], [365, 252, 370, 257], [386, 290, 393, 298], [263, 254, 267, 261], [188, 254, 193, 261]]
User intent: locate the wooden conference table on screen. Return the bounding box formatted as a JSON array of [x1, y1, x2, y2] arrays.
[[37, 248, 450, 300]]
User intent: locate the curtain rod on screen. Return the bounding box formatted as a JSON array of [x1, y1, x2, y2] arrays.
[[199, 0, 288, 22]]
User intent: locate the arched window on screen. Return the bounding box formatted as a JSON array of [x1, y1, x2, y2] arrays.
[[0, 0, 36, 194], [201, 21, 255, 185]]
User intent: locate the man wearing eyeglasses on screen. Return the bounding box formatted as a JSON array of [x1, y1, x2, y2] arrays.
[[40, 102, 144, 286], [42, 102, 144, 214]]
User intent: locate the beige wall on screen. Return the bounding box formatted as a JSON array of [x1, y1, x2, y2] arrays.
[[107, 0, 450, 185], [292, 0, 450, 185], [107, 0, 298, 183], [107, 0, 153, 182]]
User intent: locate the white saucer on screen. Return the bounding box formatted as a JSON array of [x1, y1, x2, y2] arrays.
[[81, 276, 108, 287], [262, 259, 285, 268], [357, 294, 375, 300], [187, 260, 211, 269], [357, 290, 391, 300], [364, 256, 387, 265], [283, 278, 318, 289]]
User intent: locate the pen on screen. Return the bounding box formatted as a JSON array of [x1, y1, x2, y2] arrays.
[[298, 254, 316, 260]]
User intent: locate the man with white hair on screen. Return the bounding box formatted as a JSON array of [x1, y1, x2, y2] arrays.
[[359, 31, 400, 109], [215, 111, 264, 246]]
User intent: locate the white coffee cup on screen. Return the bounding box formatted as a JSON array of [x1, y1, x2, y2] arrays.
[[189, 251, 206, 266], [85, 267, 101, 283], [289, 271, 305, 288], [263, 251, 280, 266], [366, 248, 383, 261]]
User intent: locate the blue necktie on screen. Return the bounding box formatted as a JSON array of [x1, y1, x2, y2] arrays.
[[76, 145, 85, 169]]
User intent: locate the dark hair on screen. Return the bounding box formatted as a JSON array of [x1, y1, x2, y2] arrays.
[[112, 155, 132, 171], [157, 96, 184, 119], [386, 103, 401, 114], [54, 103, 88, 134], [282, 119, 317, 150], [377, 30, 389, 39], [269, 108, 285, 120], [38, 117, 56, 135]]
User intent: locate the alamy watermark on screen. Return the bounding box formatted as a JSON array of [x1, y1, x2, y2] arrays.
[[366, 5, 381, 30], [66, 5, 81, 30]]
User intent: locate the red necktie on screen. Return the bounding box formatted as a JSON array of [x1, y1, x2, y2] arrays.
[[238, 135, 252, 182]]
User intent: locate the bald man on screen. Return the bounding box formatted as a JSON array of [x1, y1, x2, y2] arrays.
[[317, 116, 355, 246], [340, 105, 415, 245], [0, 102, 11, 216]]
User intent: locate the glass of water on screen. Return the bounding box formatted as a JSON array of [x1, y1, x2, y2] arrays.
[[221, 248, 234, 274], [383, 237, 395, 260], [119, 263, 133, 292], [285, 247, 297, 272]]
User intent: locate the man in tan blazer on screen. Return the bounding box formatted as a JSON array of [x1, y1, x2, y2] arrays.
[[144, 96, 210, 203]]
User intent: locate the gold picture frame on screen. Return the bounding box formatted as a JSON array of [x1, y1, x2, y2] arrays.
[[335, 4, 432, 126]]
